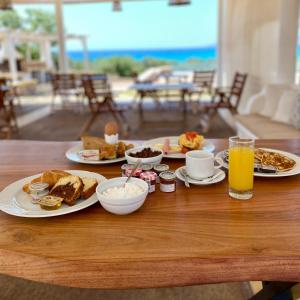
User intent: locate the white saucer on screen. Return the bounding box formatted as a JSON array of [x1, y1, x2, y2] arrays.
[[175, 166, 226, 186]]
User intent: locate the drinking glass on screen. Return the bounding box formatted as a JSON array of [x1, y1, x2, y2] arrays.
[[228, 137, 255, 200]]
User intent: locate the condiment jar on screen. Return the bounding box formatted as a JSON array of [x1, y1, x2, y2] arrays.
[[125, 167, 143, 178], [141, 163, 153, 172], [153, 164, 169, 183], [121, 164, 135, 177], [159, 171, 176, 193], [140, 171, 157, 193], [29, 182, 49, 204]]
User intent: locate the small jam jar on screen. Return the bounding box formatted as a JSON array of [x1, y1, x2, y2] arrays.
[[140, 171, 157, 193], [125, 167, 143, 178], [141, 163, 153, 172], [121, 164, 135, 176], [159, 171, 176, 193], [153, 164, 169, 183], [29, 182, 49, 204]]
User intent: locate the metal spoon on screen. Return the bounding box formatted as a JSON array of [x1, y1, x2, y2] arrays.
[[179, 168, 190, 188], [124, 159, 141, 186]]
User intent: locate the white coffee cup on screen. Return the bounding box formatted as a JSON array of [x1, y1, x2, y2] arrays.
[[186, 150, 223, 180]]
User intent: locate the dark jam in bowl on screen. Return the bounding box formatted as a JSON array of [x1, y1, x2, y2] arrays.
[[129, 148, 161, 158]]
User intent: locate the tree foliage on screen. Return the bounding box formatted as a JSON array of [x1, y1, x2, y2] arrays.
[[0, 10, 22, 29]]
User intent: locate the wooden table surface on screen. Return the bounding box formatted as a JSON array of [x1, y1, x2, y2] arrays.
[[0, 139, 300, 289]]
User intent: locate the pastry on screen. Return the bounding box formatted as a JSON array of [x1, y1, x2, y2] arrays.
[[179, 132, 204, 153], [23, 170, 70, 193], [81, 136, 106, 150], [50, 175, 83, 206], [81, 177, 98, 199]]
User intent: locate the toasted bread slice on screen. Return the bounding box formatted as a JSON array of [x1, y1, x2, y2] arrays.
[[81, 136, 106, 150], [81, 177, 98, 199], [50, 175, 83, 206]]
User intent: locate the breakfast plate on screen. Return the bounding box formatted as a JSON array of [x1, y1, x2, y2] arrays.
[[216, 148, 300, 178], [66, 144, 126, 164], [0, 170, 106, 218], [175, 167, 225, 185], [144, 136, 215, 159]]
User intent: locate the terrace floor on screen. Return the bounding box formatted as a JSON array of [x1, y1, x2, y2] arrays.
[[11, 91, 234, 141]]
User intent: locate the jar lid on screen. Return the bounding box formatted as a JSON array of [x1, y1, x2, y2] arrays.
[[141, 163, 153, 171], [153, 164, 169, 172], [140, 171, 157, 181], [159, 171, 176, 180], [125, 167, 142, 177], [29, 182, 49, 191]]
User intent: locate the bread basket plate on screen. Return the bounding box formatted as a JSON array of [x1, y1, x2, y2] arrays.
[[66, 144, 126, 164], [143, 136, 215, 159], [0, 170, 106, 218], [216, 148, 300, 178]]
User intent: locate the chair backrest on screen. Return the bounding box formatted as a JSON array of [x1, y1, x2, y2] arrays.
[[81, 74, 110, 100], [50, 73, 78, 92], [229, 72, 248, 109], [193, 70, 215, 90], [0, 78, 8, 109]]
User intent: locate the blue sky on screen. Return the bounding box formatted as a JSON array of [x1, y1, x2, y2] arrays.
[[14, 0, 217, 50]]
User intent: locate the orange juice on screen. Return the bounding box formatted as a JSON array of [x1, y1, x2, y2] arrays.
[[229, 147, 254, 191]]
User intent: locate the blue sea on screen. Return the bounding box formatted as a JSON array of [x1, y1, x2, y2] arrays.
[[67, 46, 217, 62]]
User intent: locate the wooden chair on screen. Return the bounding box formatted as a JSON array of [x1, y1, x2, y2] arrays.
[[189, 70, 215, 98], [50, 73, 83, 112], [199, 72, 247, 132], [0, 79, 18, 137], [79, 74, 129, 138]]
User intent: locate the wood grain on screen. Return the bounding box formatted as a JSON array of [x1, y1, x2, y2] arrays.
[[0, 139, 299, 289]]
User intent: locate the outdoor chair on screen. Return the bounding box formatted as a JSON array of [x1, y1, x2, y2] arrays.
[[80, 74, 129, 138], [198, 72, 247, 132], [50, 73, 83, 112], [189, 70, 215, 99], [0, 78, 18, 137]]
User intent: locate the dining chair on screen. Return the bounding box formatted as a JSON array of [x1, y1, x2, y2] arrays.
[[79, 74, 129, 138], [50, 73, 83, 112], [198, 72, 248, 132], [189, 70, 215, 98], [0, 78, 18, 137]]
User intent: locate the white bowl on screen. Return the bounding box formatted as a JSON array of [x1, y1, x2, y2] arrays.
[[125, 146, 163, 165], [96, 177, 148, 215]]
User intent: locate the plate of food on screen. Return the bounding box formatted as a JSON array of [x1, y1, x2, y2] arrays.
[[216, 148, 300, 177], [66, 136, 135, 164], [144, 132, 215, 159], [0, 170, 106, 218]]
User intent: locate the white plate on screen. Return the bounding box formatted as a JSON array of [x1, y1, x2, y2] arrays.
[[216, 148, 300, 178], [66, 144, 126, 165], [144, 136, 215, 159], [175, 166, 225, 186], [0, 170, 106, 218]]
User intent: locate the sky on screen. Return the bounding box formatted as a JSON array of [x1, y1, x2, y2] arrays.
[[14, 0, 218, 51]]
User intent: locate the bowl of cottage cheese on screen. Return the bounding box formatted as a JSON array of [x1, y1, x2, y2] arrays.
[[96, 177, 148, 215]]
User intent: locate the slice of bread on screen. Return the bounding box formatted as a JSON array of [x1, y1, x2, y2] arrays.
[[81, 177, 98, 199], [81, 136, 106, 150], [50, 175, 83, 206]]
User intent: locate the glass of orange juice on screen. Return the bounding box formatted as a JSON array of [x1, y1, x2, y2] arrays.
[[228, 137, 255, 200]]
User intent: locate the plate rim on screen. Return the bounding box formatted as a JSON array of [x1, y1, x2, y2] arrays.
[[0, 170, 106, 218], [216, 148, 300, 178], [144, 136, 215, 159], [65, 144, 126, 165], [175, 166, 225, 185]]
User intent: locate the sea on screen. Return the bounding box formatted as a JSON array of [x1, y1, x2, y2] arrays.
[[67, 46, 217, 62]]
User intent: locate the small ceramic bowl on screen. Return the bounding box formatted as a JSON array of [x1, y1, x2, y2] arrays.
[[125, 146, 163, 165], [96, 177, 148, 215]]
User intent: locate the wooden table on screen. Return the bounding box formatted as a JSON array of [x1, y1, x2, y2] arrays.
[[0, 139, 300, 298], [130, 83, 196, 123]]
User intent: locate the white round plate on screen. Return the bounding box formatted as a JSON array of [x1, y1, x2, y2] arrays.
[[175, 166, 225, 186], [144, 136, 215, 159], [0, 170, 106, 218], [66, 144, 126, 164], [216, 148, 300, 178]]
